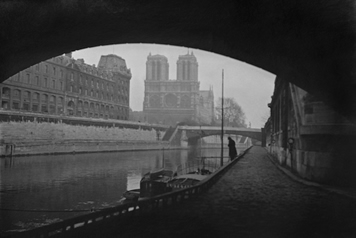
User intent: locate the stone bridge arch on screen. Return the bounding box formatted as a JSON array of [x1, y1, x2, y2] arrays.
[[186, 130, 262, 142], [1, 1, 356, 122]]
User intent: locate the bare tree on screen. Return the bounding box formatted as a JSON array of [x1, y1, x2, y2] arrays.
[[215, 97, 247, 127]]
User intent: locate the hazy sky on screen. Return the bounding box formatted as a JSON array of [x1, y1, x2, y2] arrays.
[[73, 44, 275, 128]]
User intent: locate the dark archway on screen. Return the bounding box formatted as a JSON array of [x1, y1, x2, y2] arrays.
[[1, 1, 356, 121]]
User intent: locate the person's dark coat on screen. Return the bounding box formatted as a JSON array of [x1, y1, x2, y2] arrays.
[[228, 137, 237, 160]]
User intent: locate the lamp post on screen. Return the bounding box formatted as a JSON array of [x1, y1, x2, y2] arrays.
[[220, 70, 224, 167]]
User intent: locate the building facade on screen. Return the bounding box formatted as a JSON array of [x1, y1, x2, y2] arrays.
[[265, 77, 356, 186], [143, 52, 214, 126], [0, 53, 131, 120]]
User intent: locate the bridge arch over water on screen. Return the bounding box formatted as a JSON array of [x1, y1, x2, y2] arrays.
[[178, 126, 262, 146], [1, 1, 356, 122], [180, 126, 261, 141]]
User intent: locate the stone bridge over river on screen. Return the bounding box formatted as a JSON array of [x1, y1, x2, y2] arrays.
[[179, 126, 262, 140], [172, 126, 263, 146]]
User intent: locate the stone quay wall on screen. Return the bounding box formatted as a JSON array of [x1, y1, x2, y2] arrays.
[[267, 143, 356, 188], [0, 121, 176, 157]]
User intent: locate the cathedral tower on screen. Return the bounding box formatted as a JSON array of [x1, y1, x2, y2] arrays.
[[146, 53, 169, 81], [143, 52, 213, 126], [177, 52, 198, 81]]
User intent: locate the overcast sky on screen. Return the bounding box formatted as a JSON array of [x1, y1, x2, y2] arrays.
[[73, 44, 275, 128]]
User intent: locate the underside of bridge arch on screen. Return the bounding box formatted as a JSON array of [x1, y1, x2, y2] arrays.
[[1, 1, 356, 122]]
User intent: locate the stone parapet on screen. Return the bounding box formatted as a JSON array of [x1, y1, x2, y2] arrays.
[[0, 121, 163, 143], [0, 121, 173, 156], [0, 139, 179, 157]]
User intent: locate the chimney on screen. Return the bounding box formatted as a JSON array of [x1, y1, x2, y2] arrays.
[[65, 52, 72, 58]]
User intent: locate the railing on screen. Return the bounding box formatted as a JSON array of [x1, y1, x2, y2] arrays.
[[161, 126, 176, 141], [175, 158, 221, 175], [6, 146, 253, 238], [168, 126, 180, 143], [0, 109, 169, 131]]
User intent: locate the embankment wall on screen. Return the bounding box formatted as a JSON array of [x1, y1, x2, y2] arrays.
[[0, 121, 176, 156]]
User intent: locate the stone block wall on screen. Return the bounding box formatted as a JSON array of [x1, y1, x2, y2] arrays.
[[0, 121, 170, 156], [268, 144, 356, 187], [0, 121, 163, 142]]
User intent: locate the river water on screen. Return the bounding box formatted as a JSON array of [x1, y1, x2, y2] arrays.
[[0, 147, 234, 235]]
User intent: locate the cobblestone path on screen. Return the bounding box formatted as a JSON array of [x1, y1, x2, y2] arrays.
[[109, 146, 356, 238]]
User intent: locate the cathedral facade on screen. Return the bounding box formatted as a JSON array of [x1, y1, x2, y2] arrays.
[[143, 52, 214, 126]]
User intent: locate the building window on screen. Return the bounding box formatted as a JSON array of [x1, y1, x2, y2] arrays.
[[52, 79, 56, 89], [45, 65, 48, 73], [79, 88, 82, 94], [24, 91, 30, 99], [42, 94, 48, 101], [60, 70, 63, 79], [32, 104, 38, 112], [23, 102, 30, 111], [53, 67, 56, 76], [32, 93, 39, 100], [41, 104, 48, 113], [85, 89, 88, 96], [79, 75, 82, 84], [12, 102, 20, 110], [70, 86, 73, 92], [44, 78, 48, 87], [13, 89, 20, 98], [91, 79, 94, 87], [26, 74, 30, 84], [60, 81, 63, 90], [36, 76, 39, 85], [70, 73, 74, 81]]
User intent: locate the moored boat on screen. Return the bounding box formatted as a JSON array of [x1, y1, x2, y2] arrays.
[[122, 189, 140, 201], [122, 164, 216, 202], [122, 168, 175, 201], [167, 173, 207, 189]]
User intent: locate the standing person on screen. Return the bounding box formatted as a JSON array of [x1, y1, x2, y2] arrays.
[[228, 136, 237, 161]]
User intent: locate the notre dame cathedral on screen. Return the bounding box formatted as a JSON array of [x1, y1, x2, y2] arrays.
[[143, 52, 214, 126]]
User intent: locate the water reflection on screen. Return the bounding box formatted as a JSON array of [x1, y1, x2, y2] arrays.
[[0, 147, 230, 234]]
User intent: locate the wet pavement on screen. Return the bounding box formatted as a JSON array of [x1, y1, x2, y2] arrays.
[[106, 146, 356, 238]]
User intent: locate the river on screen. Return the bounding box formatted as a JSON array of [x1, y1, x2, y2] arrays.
[[0, 147, 235, 235]]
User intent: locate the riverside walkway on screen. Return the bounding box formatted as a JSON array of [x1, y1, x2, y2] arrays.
[[102, 146, 356, 238]]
